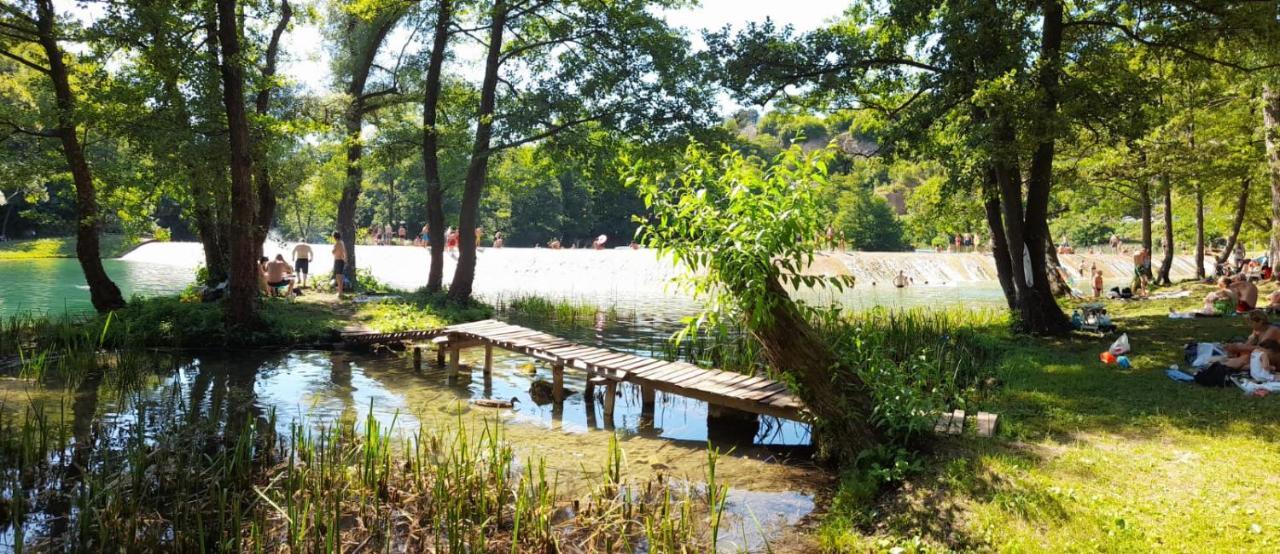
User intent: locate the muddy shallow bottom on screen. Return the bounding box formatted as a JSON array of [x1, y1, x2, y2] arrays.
[[0, 342, 828, 551]]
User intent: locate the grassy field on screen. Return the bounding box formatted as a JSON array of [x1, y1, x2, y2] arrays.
[[0, 234, 141, 260], [823, 280, 1280, 553]]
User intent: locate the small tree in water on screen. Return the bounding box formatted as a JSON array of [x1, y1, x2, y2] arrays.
[[629, 144, 878, 463]]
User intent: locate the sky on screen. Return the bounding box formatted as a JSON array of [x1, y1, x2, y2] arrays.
[[278, 0, 852, 112]]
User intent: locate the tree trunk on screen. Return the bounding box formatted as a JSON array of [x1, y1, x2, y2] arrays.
[[1041, 217, 1070, 297], [34, 0, 126, 312], [1139, 179, 1152, 274], [1264, 85, 1280, 278], [336, 110, 362, 287], [983, 0, 1069, 335], [1157, 175, 1174, 285], [753, 278, 877, 463], [449, 0, 507, 301], [2, 194, 15, 239], [983, 171, 1016, 310], [333, 15, 397, 289], [423, 0, 452, 292], [1219, 177, 1251, 265], [1195, 185, 1206, 279], [195, 13, 231, 284], [215, 0, 261, 329], [251, 0, 292, 258]]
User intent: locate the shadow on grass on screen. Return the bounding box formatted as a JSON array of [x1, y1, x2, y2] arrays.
[[984, 312, 1280, 446]]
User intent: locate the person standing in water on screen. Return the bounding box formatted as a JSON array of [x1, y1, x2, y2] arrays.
[[893, 270, 909, 288], [332, 231, 347, 297], [291, 240, 313, 287]]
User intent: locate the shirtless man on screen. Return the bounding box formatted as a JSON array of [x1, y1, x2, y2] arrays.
[[291, 240, 313, 287], [1132, 247, 1151, 297], [332, 231, 347, 297], [1225, 311, 1280, 369], [265, 254, 295, 296], [1230, 273, 1259, 312]]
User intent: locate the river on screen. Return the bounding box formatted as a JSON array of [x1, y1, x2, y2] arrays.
[[3, 240, 1199, 315]]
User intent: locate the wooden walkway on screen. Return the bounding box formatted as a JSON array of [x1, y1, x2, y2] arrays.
[[342, 319, 807, 421]]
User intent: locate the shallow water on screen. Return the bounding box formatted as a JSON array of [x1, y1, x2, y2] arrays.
[[0, 344, 824, 551]]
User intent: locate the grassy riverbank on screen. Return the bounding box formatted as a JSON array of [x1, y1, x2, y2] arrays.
[[824, 282, 1280, 553], [2, 288, 492, 350], [0, 234, 141, 260]]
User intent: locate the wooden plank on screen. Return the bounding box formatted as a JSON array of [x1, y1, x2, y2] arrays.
[[976, 412, 998, 437], [625, 360, 671, 375], [588, 354, 634, 369], [732, 383, 792, 402], [947, 409, 965, 435], [628, 375, 802, 421], [642, 364, 694, 382]]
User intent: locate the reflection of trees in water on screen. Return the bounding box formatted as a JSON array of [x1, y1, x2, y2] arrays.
[[330, 351, 357, 425], [43, 365, 103, 543]]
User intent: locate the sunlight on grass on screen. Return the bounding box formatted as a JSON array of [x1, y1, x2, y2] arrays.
[[0, 235, 140, 260], [822, 291, 1280, 553]]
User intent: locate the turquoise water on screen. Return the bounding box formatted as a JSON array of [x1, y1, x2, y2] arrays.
[[0, 256, 1008, 316], [0, 258, 193, 315]]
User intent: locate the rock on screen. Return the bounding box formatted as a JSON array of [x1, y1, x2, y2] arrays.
[[529, 379, 575, 405]]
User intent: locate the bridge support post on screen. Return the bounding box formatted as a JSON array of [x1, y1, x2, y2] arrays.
[[639, 385, 656, 429], [436, 344, 446, 367], [602, 381, 618, 429], [448, 347, 460, 377], [483, 345, 493, 374], [552, 363, 565, 403], [584, 385, 598, 429], [413, 347, 422, 372], [706, 405, 760, 444]]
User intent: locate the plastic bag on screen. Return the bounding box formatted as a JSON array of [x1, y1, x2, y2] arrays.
[[1190, 343, 1226, 369], [1109, 333, 1130, 356]]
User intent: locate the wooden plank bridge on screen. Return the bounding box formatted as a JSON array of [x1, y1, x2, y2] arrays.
[[341, 319, 807, 422]]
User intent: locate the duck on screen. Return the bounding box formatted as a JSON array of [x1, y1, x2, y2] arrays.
[[471, 396, 520, 409]]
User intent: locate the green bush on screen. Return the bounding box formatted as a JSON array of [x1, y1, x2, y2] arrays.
[[825, 308, 1005, 444]]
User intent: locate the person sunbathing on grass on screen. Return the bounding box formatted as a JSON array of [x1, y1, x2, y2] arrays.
[[1224, 311, 1280, 370], [1229, 273, 1259, 312], [1197, 277, 1238, 315]]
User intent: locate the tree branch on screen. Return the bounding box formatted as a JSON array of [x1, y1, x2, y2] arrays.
[[1066, 18, 1280, 72], [0, 47, 50, 74]]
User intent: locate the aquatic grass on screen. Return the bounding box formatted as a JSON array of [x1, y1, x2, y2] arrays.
[[495, 294, 631, 330], [0, 351, 731, 553]]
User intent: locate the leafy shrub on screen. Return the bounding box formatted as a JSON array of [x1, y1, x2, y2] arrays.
[[825, 308, 1004, 443]]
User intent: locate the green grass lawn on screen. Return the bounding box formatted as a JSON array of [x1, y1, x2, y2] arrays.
[[0, 234, 141, 260], [823, 282, 1280, 553]]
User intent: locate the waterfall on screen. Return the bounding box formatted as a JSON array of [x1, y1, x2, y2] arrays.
[[121, 242, 1213, 302]]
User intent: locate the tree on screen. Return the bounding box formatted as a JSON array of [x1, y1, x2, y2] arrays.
[[447, 0, 715, 301], [214, 0, 261, 328], [328, 0, 407, 288], [632, 144, 876, 463], [422, 0, 452, 292], [712, 0, 1279, 331], [251, 0, 294, 261], [832, 186, 907, 251], [0, 0, 126, 312]]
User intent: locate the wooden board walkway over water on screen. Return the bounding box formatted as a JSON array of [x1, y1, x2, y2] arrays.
[[341, 319, 807, 422]]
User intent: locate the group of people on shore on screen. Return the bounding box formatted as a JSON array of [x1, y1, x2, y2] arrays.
[[369, 223, 508, 251], [254, 239, 321, 297]]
